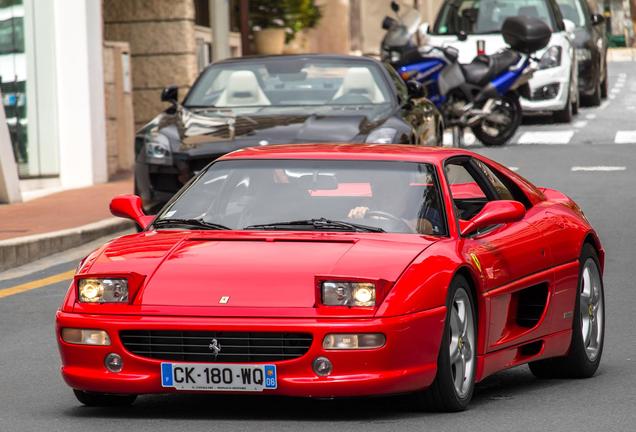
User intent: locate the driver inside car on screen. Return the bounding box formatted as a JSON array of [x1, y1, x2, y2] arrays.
[[347, 171, 442, 235]]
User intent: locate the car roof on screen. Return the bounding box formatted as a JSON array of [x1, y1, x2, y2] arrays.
[[219, 144, 470, 164]]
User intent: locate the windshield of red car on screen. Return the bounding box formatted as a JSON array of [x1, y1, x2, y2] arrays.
[[156, 159, 448, 236]]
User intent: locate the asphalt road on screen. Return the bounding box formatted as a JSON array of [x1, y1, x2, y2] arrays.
[[1, 62, 636, 432]]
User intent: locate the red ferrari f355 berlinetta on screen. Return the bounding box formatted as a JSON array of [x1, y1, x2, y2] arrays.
[[56, 144, 605, 411]]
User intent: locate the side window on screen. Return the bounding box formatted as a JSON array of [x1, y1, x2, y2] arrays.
[[445, 161, 490, 220], [474, 160, 532, 207], [474, 160, 514, 200]]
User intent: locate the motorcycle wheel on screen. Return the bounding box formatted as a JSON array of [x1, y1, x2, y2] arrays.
[[471, 93, 521, 147]]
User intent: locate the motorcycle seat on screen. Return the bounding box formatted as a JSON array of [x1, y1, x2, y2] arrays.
[[460, 49, 521, 86]]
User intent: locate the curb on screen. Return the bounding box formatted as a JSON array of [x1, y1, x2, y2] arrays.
[[0, 218, 134, 273]]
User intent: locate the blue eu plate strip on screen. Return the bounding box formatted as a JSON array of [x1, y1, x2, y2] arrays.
[[161, 363, 173, 387], [264, 365, 277, 389]]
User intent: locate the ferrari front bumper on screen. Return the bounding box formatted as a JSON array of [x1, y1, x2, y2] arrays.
[[56, 306, 446, 398]]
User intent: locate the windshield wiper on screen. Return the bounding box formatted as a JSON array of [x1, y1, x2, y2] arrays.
[[244, 218, 384, 233], [153, 218, 230, 230]]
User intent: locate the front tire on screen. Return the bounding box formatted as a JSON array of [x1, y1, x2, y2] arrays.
[[413, 275, 476, 412], [73, 390, 137, 407], [584, 79, 602, 107], [529, 243, 604, 379], [472, 93, 522, 146], [553, 88, 574, 123], [601, 60, 608, 99]]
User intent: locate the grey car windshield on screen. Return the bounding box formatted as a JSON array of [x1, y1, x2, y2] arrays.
[[156, 159, 447, 236], [433, 0, 557, 34], [184, 58, 393, 111]]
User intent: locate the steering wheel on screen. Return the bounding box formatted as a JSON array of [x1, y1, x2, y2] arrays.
[[365, 210, 413, 232]]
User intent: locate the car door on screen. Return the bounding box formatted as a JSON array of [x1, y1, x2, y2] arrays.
[[446, 157, 550, 351]]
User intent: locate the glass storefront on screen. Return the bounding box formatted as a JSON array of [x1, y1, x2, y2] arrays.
[[0, 0, 59, 179], [0, 0, 28, 177]]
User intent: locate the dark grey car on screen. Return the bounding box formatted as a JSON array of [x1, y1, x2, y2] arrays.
[[134, 54, 443, 213], [557, 0, 608, 106]]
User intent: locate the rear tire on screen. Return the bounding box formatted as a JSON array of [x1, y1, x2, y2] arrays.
[[413, 275, 476, 412], [529, 243, 604, 379], [73, 390, 137, 407], [472, 93, 521, 146]]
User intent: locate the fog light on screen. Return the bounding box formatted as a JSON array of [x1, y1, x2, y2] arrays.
[[323, 333, 386, 350], [61, 328, 111, 345], [312, 356, 333, 377], [104, 353, 123, 373]]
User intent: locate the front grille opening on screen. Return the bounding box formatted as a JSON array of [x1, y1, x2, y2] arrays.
[[120, 330, 313, 363]]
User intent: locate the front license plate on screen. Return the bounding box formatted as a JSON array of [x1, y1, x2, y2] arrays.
[[161, 363, 277, 392]]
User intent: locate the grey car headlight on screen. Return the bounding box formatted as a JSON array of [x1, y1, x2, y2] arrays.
[[145, 131, 173, 165], [539, 46, 562, 69], [576, 48, 592, 62], [366, 127, 397, 144]]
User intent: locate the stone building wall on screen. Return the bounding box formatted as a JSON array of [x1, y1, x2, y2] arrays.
[[103, 0, 198, 129]]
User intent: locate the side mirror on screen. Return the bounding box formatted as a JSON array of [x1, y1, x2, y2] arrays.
[[460, 200, 526, 236], [563, 19, 576, 34], [391, 1, 399, 13], [161, 85, 179, 105], [406, 80, 427, 98], [591, 13, 605, 26], [109, 195, 154, 230]]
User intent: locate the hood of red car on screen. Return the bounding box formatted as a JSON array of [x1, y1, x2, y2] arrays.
[[83, 231, 436, 312]]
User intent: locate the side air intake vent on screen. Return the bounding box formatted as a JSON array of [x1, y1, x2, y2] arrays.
[[516, 283, 549, 328]]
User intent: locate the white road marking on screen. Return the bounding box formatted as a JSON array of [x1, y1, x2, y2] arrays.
[[615, 130, 636, 144], [571, 166, 626, 172], [443, 130, 476, 147], [615, 82, 625, 88], [627, 106, 636, 110], [609, 94, 617, 100], [599, 100, 611, 110], [611, 88, 621, 94], [517, 131, 574, 145], [573, 120, 587, 128], [585, 113, 597, 120]]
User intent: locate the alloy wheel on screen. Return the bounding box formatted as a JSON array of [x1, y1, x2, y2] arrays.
[[580, 258, 604, 361], [449, 288, 475, 397]]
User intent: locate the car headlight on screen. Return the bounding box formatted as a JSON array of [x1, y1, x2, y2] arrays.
[[145, 131, 173, 165], [321, 281, 376, 307], [78, 278, 129, 303], [366, 128, 397, 144], [539, 46, 562, 69], [576, 48, 592, 62]]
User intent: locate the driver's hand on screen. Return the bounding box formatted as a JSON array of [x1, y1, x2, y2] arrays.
[[348, 206, 369, 219]]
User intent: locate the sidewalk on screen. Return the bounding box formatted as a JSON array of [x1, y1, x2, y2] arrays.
[[0, 177, 134, 272], [608, 47, 636, 62]]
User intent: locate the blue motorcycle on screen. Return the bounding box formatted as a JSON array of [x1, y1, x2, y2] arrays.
[[381, 1, 551, 146]]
